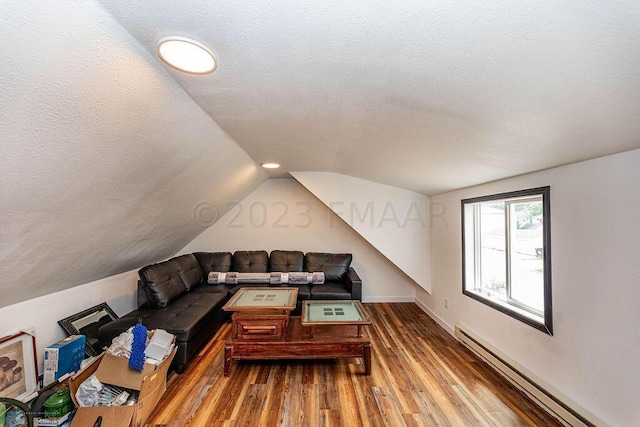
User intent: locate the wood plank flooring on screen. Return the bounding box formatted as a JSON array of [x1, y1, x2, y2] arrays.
[[146, 303, 561, 426]]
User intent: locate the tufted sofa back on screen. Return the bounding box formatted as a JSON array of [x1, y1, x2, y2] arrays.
[[193, 252, 232, 277], [268, 250, 304, 272], [303, 253, 353, 281], [231, 250, 269, 272], [138, 254, 203, 308], [137, 250, 355, 308]]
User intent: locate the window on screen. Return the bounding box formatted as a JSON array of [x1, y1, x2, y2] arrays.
[[462, 187, 552, 334]]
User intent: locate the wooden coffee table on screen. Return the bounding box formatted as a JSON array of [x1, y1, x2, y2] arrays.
[[224, 315, 371, 376], [222, 287, 298, 341], [224, 301, 371, 377]]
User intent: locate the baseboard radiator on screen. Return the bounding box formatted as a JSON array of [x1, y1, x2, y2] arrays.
[[454, 325, 605, 427]]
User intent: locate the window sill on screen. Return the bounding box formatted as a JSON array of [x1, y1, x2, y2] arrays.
[[463, 289, 552, 335]]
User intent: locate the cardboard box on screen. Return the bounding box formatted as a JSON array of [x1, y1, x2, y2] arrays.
[[68, 345, 176, 427], [69, 406, 135, 427], [43, 335, 86, 386]]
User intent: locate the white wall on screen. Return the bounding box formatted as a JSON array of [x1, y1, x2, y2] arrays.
[[181, 178, 419, 302], [292, 172, 431, 292], [417, 148, 640, 427], [0, 0, 265, 308], [0, 270, 138, 372]]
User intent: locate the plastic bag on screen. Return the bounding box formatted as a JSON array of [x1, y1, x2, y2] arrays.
[[75, 374, 103, 407], [107, 331, 135, 358]]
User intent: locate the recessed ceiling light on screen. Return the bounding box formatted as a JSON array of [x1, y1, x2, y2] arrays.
[[157, 36, 217, 74], [261, 163, 281, 169]]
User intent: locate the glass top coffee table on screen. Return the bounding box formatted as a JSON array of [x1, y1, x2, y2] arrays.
[[222, 287, 299, 341], [222, 287, 298, 312], [301, 300, 372, 338]]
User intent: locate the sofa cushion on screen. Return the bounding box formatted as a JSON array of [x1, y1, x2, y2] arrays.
[[191, 282, 237, 295], [304, 253, 352, 281], [288, 284, 311, 300], [193, 252, 232, 276], [310, 282, 352, 300], [171, 254, 203, 291], [139, 258, 191, 308], [269, 250, 304, 272], [232, 250, 268, 273], [98, 292, 228, 343]]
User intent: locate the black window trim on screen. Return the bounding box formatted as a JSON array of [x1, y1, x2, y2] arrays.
[[461, 186, 553, 335]]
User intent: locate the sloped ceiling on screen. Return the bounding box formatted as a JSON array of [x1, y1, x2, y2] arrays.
[[100, 0, 640, 194], [293, 172, 431, 291], [3, 1, 640, 308], [0, 1, 266, 308]]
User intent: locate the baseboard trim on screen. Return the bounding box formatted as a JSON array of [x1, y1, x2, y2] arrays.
[[363, 296, 415, 303], [455, 325, 605, 427], [412, 301, 605, 426], [413, 298, 455, 335]]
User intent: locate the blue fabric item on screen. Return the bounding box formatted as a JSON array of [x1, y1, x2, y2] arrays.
[[129, 323, 147, 371]]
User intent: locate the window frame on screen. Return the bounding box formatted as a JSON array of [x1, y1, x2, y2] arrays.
[[461, 186, 553, 335]]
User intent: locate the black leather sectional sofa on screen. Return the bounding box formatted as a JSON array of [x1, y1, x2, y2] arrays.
[[97, 250, 362, 373]]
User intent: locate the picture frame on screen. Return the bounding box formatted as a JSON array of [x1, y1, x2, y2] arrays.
[[0, 332, 38, 403], [58, 302, 118, 357]]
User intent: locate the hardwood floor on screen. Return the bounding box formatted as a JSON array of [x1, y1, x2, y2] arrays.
[[147, 303, 561, 426]]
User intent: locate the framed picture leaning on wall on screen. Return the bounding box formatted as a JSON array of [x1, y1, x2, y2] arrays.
[[0, 332, 38, 402]]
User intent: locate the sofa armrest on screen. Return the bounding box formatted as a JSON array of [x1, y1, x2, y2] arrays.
[[137, 280, 151, 308], [345, 267, 362, 301]]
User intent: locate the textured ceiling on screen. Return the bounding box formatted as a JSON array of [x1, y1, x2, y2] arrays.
[[2, 1, 640, 308], [0, 1, 265, 308], [99, 0, 640, 194]]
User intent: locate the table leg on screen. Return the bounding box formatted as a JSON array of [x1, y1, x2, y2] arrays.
[[363, 343, 371, 375], [357, 325, 362, 337], [283, 319, 289, 339], [224, 344, 233, 377], [232, 320, 239, 340]]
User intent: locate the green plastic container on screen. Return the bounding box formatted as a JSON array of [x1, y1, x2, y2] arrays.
[[0, 401, 6, 425], [44, 388, 74, 419]]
